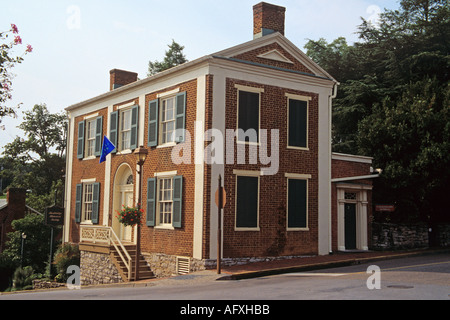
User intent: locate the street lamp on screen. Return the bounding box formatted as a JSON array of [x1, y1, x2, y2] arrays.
[[20, 233, 27, 268], [134, 146, 148, 281]]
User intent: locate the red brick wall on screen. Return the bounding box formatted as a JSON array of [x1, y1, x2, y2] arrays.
[[332, 159, 371, 179], [69, 107, 109, 243], [139, 79, 198, 257], [223, 78, 319, 258], [253, 2, 286, 36]]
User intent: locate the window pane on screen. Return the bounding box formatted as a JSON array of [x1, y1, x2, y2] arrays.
[[238, 91, 259, 143], [236, 176, 258, 228], [288, 179, 307, 228]]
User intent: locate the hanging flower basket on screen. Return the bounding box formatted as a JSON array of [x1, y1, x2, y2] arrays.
[[116, 205, 144, 227]]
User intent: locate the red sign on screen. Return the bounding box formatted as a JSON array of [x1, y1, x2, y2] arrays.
[[375, 205, 395, 212]]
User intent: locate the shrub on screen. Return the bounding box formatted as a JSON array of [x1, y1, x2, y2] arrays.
[[12, 266, 35, 291], [53, 243, 80, 283]]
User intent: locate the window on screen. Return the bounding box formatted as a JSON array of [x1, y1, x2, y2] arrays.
[[77, 116, 103, 159], [83, 183, 93, 222], [287, 178, 308, 229], [237, 90, 260, 143], [146, 175, 183, 228], [75, 182, 100, 224], [287, 95, 309, 149], [109, 105, 139, 153], [235, 174, 259, 230], [85, 119, 96, 157], [120, 108, 132, 150], [161, 96, 176, 144], [158, 178, 173, 225], [148, 92, 186, 147]]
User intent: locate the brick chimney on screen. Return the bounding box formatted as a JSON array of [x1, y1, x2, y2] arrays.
[[110, 69, 138, 91], [6, 188, 26, 221], [253, 2, 286, 39]]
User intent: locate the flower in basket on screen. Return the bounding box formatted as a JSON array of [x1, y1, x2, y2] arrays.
[[116, 205, 144, 227]]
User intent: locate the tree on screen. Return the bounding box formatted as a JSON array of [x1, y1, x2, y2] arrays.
[[147, 40, 188, 77], [0, 24, 33, 128], [305, 0, 450, 222], [2, 213, 56, 274], [2, 104, 67, 208]]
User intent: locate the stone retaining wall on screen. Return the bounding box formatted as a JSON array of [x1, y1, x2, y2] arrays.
[[80, 251, 123, 286], [371, 223, 450, 250]]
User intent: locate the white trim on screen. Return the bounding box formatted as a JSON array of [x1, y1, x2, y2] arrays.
[[80, 178, 96, 183], [83, 112, 99, 120], [157, 87, 180, 98], [286, 177, 309, 232], [285, 93, 312, 101], [332, 152, 373, 164], [257, 49, 294, 64], [234, 84, 265, 93], [233, 169, 262, 177], [117, 101, 136, 110], [286, 94, 310, 150], [154, 170, 178, 178], [234, 173, 260, 232], [331, 174, 379, 183], [284, 173, 312, 179], [193, 75, 206, 260]]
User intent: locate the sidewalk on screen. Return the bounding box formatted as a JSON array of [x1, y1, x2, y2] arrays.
[[217, 248, 450, 280]]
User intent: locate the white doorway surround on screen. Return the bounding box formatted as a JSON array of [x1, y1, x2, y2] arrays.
[[336, 183, 372, 251], [112, 163, 135, 243]]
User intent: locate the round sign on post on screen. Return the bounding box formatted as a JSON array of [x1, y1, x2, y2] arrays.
[[215, 188, 226, 209]]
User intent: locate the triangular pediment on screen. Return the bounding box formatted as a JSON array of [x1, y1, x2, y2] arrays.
[[257, 49, 294, 64], [212, 33, 337, 82]]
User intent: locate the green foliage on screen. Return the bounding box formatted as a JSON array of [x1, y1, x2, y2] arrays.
[[147, 40, 188, 76], [2, 213, 57, 273], [53, 243, 80, 283], [1, 104, 66, 199], [305, 0, 450, 222], [12, 266, 35, 291]]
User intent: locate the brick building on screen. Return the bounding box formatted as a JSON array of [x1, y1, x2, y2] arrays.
[[0, 188, 26, 253], [63, 2, 378, 282]]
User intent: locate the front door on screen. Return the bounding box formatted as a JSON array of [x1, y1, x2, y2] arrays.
[[120, 191, 134, 242], [344, 203, 357, 250]]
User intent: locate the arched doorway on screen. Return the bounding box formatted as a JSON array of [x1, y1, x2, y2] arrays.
[[112, 163, 135, 243]]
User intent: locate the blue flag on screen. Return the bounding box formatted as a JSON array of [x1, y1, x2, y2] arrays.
[[99, 136, 116, 163]]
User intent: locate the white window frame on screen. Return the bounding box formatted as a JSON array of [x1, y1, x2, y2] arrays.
[[233, 170, 261, 231], [159, 95, 177, 146], [235, 84, 263, 145], [286, 93, 311, 151], [119, 108, 132, 152], [154, 172, 177, 229], [82, 183, 94, 223], [85, 118, 96, 158], [285, 173, 311, 231]]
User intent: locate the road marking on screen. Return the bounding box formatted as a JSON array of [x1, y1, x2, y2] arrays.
[[286, 273, 346, 277], [350, 260, 450, 275]]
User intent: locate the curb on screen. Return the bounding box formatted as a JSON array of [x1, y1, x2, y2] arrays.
[[217, 248, 450, 281]]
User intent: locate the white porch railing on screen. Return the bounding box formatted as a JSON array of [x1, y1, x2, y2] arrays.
[[80, 225, 133, 281]]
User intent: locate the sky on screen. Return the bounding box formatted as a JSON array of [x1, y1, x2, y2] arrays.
[[0, 0, 400, 152]]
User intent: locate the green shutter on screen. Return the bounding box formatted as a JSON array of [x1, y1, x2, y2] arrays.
[[146, 178, 156, 227], [77, 121, 85, 159], [172, 175, 183, 228], [148, 99, 159, 147], [236, 176, 259, 228], [288, 179, 307, 228], [94, 116, 103, 156], [92, 183, 100, 225], [130, 105, 139, 150], [109, 111, 118, 153], [289, 99, 308, 148], [175, 92, 186, 143], [75, 184, 82, 223]]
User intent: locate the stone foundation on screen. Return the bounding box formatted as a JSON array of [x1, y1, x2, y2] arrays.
[[80, 251, 123, 286]]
